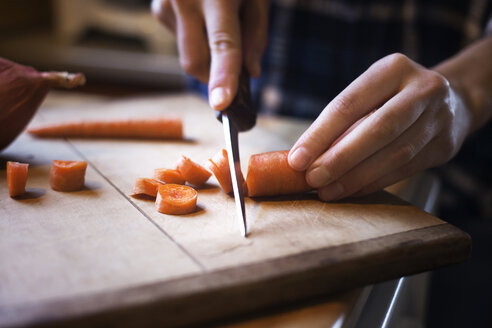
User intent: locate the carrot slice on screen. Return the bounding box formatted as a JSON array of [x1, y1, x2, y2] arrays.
[[49, 160, 87, 192], [246, 150, 312, 197], [206, 149, 247, 194], [7, 161, 29, 197], [176, 155, 211, 186], [153, 168, 186, 185], [28, 118, 183, 140], [155, 184, 198, 215], [132, 178, 164, 197]]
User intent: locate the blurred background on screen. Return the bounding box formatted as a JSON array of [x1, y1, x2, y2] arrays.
[[0, 0, 185, 94]]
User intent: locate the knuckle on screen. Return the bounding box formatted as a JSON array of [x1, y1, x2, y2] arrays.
[[392, 144, 416, 165], [382, 53, 411, 71], [420, 71, 449, 96], [322, 149, 345, 178], [372, 113, 400, 141], [329, 95, 358, 118], [209, 32, 240, 52]]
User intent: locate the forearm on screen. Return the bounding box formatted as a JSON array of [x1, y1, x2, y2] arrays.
[[434, 34, 492, 134]]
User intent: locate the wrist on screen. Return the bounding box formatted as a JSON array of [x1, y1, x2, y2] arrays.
[[434, 65, 479, 136], [433, 35, 492, 134]]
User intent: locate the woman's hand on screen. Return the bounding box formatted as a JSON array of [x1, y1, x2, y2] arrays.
[[288, 53, 473, 201], [152, 0, 269, 110]]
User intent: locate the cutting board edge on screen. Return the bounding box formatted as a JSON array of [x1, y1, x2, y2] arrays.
[[0, 222, 470, 328]]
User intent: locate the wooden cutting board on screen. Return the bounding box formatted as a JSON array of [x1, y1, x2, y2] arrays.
[[0, 94, 470, 327]]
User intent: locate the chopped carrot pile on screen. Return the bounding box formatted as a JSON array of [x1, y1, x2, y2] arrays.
[[155, 184, 198, 215], [50, 160, 87, 192], [206, 149, 247, 194], [153, 168, 185, 185], [176, 155, 211, 186], [7, 161, 29, 197], [246, 150, 311, 197], [132, 178, 164, 197], [28, 118, 183, 140]]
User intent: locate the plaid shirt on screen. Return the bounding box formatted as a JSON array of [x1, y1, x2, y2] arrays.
[[255, 0, 492, 118]]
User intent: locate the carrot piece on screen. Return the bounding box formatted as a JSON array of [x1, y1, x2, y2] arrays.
[[176, 155, 211, 186], [155, 184, 198, 215], [49, 160, 87, 192], [153, 168, 186, 185], [132, 178, 164, 197], [7, 161, 29, 197], [206, 149, 247, 194], [27, 118, 183, 140], [246, 150, 312, 197]]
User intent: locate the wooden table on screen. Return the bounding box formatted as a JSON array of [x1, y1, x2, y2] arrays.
[[0, 93, 470, 327]]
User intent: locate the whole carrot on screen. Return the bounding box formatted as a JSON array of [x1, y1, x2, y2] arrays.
[[246, 150, 312, 197], [28, 118, 183, 140]]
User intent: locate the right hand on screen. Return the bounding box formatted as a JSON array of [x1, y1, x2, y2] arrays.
[[152, 0, 269, 110]]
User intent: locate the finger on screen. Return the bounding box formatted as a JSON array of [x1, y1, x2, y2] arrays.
[[317, 108, 439, 201], [306, 83, 427, 189], [172, 1, 210, 83], [241, 0, 269, 78], [151, 0, 176, 33], [330, 109, 376, 148], [289, 53, 414, 171], [352, 137, 446, 197], [203, 0, 242, 110]]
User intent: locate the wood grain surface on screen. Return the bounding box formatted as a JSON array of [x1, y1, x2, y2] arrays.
[[0, 93, 471, 327]]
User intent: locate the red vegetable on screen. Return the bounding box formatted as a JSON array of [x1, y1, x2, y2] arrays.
[[176, 155, 211, 186], [246, 150, 312, 197], [7, 161, 29, 197], [28, 118, 183, 140], [49, 160, 87, 192], [153, 168, 186, 185], [0, 58, 85, 150], [206, 149, 247, 194], [155, 184, 198, 215], [132, 178, 164, 197]]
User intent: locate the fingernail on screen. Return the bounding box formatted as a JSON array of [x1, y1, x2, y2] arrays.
[[306, 166, 331, 188], [319, 182, 344, 201], [289, 148, 311, 170], [210, 87, 228, 110]]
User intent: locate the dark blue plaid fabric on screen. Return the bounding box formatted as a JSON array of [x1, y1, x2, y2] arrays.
[[189, 0, 492, 119], [255, 0, 492, 119]]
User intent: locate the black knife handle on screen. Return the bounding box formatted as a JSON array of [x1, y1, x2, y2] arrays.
[[215, 68, 257, 132]]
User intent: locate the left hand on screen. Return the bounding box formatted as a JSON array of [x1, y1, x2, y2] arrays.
[[288, 53, 473, 201]]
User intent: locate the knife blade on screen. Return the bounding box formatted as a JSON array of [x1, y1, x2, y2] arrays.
[[216, 68, 256, 237], [222, 114, 247, 236]]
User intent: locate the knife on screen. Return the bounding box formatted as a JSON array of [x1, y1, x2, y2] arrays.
[[216, 68, 256, 237]]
